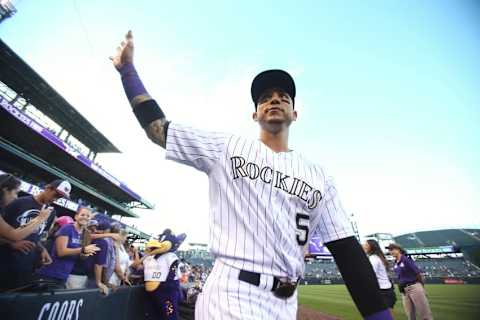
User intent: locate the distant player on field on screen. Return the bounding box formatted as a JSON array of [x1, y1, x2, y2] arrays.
[[111, 31, 393, 320]]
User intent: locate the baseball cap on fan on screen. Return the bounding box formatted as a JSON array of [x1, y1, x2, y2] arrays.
[[49, 179, 72, 199], [385, 243, 406, 254], [251, 69, 296, 109]]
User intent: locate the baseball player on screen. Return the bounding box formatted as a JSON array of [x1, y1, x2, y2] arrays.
[[111, 31, 393, 320]]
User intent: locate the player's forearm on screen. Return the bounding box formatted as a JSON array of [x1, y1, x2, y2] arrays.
[[118, 63, 168, 148], [326, 237, 392, 320]]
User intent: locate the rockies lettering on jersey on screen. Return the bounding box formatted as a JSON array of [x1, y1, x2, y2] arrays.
[[166, 122, 354, 279], [230, 156, 323, 209]]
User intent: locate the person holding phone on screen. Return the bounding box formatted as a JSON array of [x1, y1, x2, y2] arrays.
[[0, 179, 72, 291], [0, 173, 53, 242]]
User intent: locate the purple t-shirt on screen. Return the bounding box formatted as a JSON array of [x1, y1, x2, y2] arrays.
[[92, 238, 108, 266], [84, 238, 108, 277], [37, 224, 81, 281], [393, 255, 421, 285]]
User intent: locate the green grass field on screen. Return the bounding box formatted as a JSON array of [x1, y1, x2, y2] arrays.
[[298, 284, 480, 320]]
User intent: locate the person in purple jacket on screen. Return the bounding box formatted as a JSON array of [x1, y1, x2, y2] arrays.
[[36, 207, 99, 289], [386, 243, 433, 320]]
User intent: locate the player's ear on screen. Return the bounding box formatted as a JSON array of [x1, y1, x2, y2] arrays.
[[292, 110, 298, 121], [252, 111, 258, 121]]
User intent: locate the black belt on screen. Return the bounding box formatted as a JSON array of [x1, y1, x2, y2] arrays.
[[238, 270, 297, 299]]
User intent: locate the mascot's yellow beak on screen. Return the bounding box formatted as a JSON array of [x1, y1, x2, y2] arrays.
[[145, 239, 172, 256]]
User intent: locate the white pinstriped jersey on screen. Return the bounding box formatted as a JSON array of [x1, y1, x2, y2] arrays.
[[166, 122, 353, 279]]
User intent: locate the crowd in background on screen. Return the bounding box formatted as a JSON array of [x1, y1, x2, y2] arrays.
[[0, 172, 211, 299], [177, 259, 212, 305], [304, 256, 480, 281], [0, 173, 143, 294], [1, 171, 478, 320]]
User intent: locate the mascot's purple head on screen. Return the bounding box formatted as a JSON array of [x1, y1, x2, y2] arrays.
[[146, 229, 187, 256]]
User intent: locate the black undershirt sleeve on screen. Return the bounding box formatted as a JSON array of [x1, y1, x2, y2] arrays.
[[325, 236, 387, 317], [133, 99, 170, 142], [133, 99, 165, 129]]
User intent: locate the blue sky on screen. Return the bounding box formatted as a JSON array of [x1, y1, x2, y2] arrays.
[[1, 0, 479, 241]]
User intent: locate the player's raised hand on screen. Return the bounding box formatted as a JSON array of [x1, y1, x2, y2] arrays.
[[110, 30, 134, 70]]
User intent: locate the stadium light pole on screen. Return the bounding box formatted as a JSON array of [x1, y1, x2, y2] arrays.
[[0, 0, 16, 24]]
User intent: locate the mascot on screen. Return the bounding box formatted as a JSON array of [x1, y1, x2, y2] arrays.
[[144, 229, 186, 320]]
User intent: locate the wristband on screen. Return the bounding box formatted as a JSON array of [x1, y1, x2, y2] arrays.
[[119, 63, 148, 102]]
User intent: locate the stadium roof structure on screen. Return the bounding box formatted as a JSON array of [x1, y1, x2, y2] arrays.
[[394, 229, 480, 249], [0, 39, 118, 154], [0, 94, 153, 210], [0, 39, 153, 210], [395, 229, 480, 267], [0, 136, 139, 218]]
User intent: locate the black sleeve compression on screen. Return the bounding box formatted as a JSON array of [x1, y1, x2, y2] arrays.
[[325, 236, 387, 317], [133, 99, 165, 129]]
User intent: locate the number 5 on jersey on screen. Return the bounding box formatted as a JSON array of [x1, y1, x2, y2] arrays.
[[295, 213, 310, 245]]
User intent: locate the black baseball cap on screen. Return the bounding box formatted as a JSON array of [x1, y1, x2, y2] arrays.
[[386, 243, 403, 251], [251, 69, 296, 108]]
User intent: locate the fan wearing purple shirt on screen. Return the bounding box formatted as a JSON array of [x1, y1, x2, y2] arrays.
[[84, 221, 119, 295], [36, 207, 99, 288], [386, 244, 433, 320]]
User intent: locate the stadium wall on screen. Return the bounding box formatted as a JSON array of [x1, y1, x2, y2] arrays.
[[0, 286, 194, 320], [0, 286, 144, 320]]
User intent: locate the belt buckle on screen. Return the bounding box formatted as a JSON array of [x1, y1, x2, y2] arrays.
[[273, 278, 297, 299]]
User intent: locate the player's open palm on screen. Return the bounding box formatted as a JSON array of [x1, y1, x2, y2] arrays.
[[110, 30, 134, 70]]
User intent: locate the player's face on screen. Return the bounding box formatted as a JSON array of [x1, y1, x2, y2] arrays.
[[253, 88, 297, 133]]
